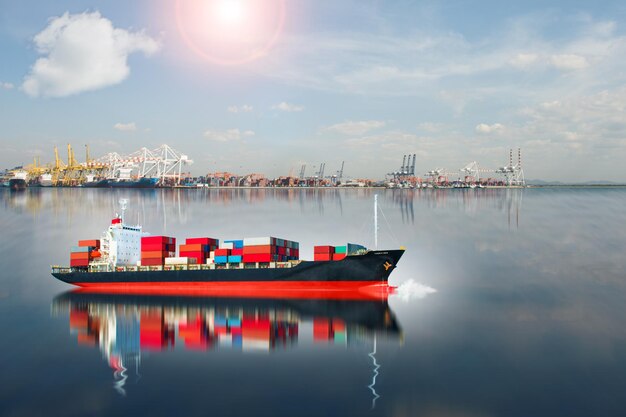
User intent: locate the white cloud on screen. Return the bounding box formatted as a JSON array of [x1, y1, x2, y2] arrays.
[[22, 11, 160, 97], [1, 82, 14, 90], [272, 102, 304, 112], [113, 122, 137, 131], [509, 53, 539, 69], [203, 128, 255, 142], [550, 54, 589, 70], [476, 123, 505, 134], [324, 120, 386, 135], [227, 104, 253, 113]]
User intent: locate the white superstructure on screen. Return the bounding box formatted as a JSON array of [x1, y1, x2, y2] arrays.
[[99, 200, 146, 267]]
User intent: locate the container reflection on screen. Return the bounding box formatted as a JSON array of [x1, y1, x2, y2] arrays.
[[51, 291, 401, 396]]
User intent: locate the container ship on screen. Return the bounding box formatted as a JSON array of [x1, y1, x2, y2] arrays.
[[51, 204, 404, 296]]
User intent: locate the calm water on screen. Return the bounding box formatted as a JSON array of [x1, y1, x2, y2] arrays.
[[1, 187, 626, 416]]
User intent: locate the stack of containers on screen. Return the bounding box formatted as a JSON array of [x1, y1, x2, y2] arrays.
[[70, 239, 101, 268], [141, 236, 176, 266], [225, 239, 244, 263], [333, 245, 347, 261], [242, 237, 300, 264], [313, 245, 335, 261], [314, 245, 349, 261], [179, 237, 218, 265]]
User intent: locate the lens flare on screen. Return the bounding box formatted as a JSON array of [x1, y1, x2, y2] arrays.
[[176, 0, 286, 66]]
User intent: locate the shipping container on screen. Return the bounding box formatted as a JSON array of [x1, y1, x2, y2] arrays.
[[314, 245, 335, 254], [242, 253, 274, 263], [141, 250, 174, 259], [70, 252, 90, 260], [186, 237, 219, 245], [243, 237, 276, 246], [242, 245, 275, 255], [179, 243, 207, 252], [70, 259, 89, 267], [164, 257, 197, 265], [334, 246, 347, 254], [219, 242, 234, 250], [332, 253, 346, 261], [214, 256, 228, 264], [141, 236, 176, 245], [140, 258, 164, 266], [231, 248, 244, 256], [314, 253, 332, 262], [70, 246, 92, 253], [228, 255, 242, 263], [214, 248, 231, 256], [78, 239, 100, 248], [224, 239, 244, 249]]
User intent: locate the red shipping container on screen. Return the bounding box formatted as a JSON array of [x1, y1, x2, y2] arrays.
[[70, 252, 90, 260], [142, 243, 170, 251], [186, 237, 219, 245], [314, 245, 335, 254], [141, 250, 170, 259], [231, 248, 244, 256], [214, 248, 231, 256], [277, 247, 286, 255], [141, 236, 175, 244], [179, 251, 207, 257], [141, 258, 164, 266], [333, 253, 346, 261], [180, 243, 206, 252], [314, 253, 332, 261], [78, 239, 100, 248], [243, 253, 273, 263], [242, 245, 275, 255], [70, 259, 89, 267]]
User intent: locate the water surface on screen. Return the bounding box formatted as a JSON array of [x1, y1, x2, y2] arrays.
[[1, 187, 625, 416]]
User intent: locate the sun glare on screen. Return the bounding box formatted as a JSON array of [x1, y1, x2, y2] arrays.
[[176, 0, 286, 66], [216, 0, 245, 24]]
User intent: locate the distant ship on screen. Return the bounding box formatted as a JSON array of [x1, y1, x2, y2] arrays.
[[9, 171, 27, 191], [83, 177, 158, 188], [39, 173, 53, 187]]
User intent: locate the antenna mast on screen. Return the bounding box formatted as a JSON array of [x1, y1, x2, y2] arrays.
[[374, 194, 378, 249]]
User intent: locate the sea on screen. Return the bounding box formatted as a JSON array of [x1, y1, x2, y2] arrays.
[[1, 187, 625, 417]]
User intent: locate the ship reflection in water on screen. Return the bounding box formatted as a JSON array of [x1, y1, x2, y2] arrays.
[[51, 291, 401, 396]]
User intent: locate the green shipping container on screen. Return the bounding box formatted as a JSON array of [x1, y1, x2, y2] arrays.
[[335, 246, 347, 254]]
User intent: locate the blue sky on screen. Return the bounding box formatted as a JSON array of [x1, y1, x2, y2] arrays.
[[1, 0, 626, 181]]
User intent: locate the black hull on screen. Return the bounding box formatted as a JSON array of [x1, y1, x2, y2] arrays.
[[83, 178, 158, 188], [52, 250, 405, 286], [9, 179, 27, 191]]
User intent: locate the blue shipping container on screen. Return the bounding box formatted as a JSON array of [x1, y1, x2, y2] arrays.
[[224, 240, 244, 249], [228, 255, 242, 263], [70, 246, 92, 253], [214, 256, 228, 264]]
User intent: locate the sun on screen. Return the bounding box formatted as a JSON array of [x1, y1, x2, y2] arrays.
[[216, 0, 245, 24], [176, 0, 286, 66]]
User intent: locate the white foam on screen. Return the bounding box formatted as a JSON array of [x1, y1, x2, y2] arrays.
[[395, 279, 437, 302]]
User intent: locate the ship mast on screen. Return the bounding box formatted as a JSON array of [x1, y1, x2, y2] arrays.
[[374, 194, 378, 249]]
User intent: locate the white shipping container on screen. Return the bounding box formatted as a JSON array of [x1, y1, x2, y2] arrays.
[[220, 242, 234, 250], [243, 237, 274, 246], [165, 257, 197, 265]]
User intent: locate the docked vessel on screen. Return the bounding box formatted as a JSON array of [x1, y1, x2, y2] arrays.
[[9, 171, 27, 191], [38, 173, 53, 187], [51, 201, 404, 295], [83, 177, 158, 188]]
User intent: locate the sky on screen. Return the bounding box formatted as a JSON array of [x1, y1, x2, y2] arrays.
[[1, 0, 626, 181]]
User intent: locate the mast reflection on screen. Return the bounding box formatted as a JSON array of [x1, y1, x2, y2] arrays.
[[52, 292, 401, 395]]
